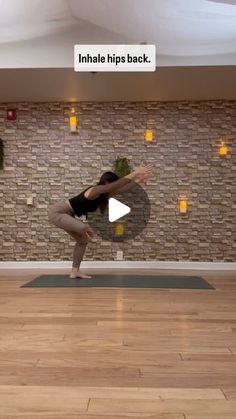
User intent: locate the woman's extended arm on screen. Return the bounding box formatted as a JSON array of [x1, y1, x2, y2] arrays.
[[85, 165, 152, 200], [110, 170, 151, 196], [109, 181, 135, 195]]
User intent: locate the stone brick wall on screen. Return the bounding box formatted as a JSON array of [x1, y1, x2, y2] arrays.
[[0, 101, 235, 262]]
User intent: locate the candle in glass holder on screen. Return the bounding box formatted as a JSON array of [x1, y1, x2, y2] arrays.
[[179, 195, 188, 214], [115, 223, 125, 236], [145, 129, 153, 142]]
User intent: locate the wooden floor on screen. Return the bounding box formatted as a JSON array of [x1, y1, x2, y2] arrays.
[[0, 268, 236, 419]]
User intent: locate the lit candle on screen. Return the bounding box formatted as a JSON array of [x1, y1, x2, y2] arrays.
[[115, 223, 125, 236], [218, 140, 229, 156], [69, 115, 77, 133], [179, 195, 188, 214], [145, 129, 153, 142]]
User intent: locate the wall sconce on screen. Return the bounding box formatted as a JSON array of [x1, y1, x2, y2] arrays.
[[69, 108, 78, 133], [115, 223, 125, 236], [218, 138, 229, 156], [179, 194, 188, 214], [26, 196, 34, 206], [145, 129, 154, 142]]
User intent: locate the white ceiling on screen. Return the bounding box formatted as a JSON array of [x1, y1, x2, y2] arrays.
[[0, 0, 236, 68]]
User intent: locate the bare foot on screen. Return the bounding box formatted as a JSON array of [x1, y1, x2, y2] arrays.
[[70, 270, 91, 279]]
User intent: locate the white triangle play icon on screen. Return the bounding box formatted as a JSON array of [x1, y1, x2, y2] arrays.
[[108, 198, 131, 222]]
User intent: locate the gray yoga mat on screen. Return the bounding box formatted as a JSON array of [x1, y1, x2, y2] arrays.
[[21, 274, 215, 289]]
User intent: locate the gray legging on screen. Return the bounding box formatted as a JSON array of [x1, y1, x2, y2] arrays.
[[48, 201, 88, 268]]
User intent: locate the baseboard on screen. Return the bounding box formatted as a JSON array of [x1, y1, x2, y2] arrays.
[[0, 261, 236, 270]]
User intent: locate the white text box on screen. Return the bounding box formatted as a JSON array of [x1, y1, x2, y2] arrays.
[[74, 44, 156, 72]]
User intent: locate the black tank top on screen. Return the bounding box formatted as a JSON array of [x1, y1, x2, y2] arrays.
[[69, 187, 102, 218]]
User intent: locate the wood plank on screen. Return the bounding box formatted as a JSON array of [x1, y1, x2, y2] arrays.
[[0, 385, 224, 400], [0, 351, 38, 367], [97, 321, 233, 333], [37, 349, 180, 368], [180, 353, 236, 362], [0, 349, 180, 368], [2, 371, 236, 388], [0, 365, 140, 386], [57, 386, 222, 400], [141, 360, 236, 374], [0, 385, 88, 415], [88, 399, 236, 415], [0, 333, 123, 351], [123, 338, 231, 354]]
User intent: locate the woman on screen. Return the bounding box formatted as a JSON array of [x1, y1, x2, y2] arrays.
[[48, 164, 152, 279]]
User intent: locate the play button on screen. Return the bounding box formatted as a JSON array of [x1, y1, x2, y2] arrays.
[[87, 182, 150, 242], [108, 198, 131, 222]]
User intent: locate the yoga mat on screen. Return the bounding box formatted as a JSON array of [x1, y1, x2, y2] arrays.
[[21, 274, 215, 289]]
